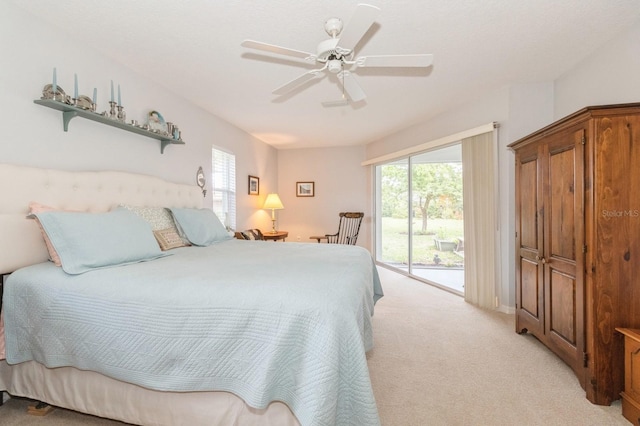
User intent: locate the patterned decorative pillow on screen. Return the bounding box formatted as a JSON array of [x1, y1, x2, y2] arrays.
[[153, 228, 186, 251], [120, 205, 189, 247]]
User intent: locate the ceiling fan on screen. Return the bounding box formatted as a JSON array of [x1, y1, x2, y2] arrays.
[[241, 3, 434, 105]]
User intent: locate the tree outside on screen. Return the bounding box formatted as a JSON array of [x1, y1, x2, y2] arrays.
[[380, 162, 463, 268]]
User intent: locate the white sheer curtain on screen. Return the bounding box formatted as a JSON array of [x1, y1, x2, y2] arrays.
[[462, 131, 499, 308]]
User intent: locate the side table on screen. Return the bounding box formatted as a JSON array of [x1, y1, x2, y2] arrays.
[[262, 231, 288, 242], [616, 328, 640, 424]]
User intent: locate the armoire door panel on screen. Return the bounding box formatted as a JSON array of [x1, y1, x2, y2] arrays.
[[543, 128, 584, 379], [516, 150, 543, 336], [548, 267, 577, 346], [519, 159, 538, 250], [548, 148, 576, 261], [520, 257, 540, 319]]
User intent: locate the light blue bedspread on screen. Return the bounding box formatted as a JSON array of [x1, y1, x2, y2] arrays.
[[4, 240, 383, 426]]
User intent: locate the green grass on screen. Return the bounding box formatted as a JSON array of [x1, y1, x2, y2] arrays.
[[379, 217, 464, 267]]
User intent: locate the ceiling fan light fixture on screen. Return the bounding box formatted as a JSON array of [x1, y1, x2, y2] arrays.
[[328, 59, 342, 73]]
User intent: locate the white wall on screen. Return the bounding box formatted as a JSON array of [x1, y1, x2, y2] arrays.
[[0, 3, 277, 232], [555, 21, 640, 119], [277, 146, 370, 248]]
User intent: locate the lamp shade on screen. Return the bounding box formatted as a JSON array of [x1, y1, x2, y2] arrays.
[[263, 193, 284, 210]]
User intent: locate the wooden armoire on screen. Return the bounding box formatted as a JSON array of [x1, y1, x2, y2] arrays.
[[509, 103, 640, 406]]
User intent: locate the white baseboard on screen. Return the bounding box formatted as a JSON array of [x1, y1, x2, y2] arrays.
[[497, 304, 515, 315]]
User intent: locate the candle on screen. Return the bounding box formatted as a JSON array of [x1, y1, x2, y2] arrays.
[[118, 84, 121, 106], [110, 80, 114, 102], [52, 67, 57, 98], [93, 88, 97, 104], [74, 73, 78, 99]]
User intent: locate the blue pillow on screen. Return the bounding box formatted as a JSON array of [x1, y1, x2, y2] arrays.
[[34, 208, 167, 274], [169, 208, 231, 246]]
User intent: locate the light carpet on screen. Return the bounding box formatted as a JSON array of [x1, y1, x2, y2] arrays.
[[0, 267, 629, 425]]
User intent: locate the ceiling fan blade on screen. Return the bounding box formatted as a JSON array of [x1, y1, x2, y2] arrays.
[[322, 98, 350, 107], [336, 4, 380, 53], [340, 70, 366, 102], [273, 68, 325, 95], [241, 39, 315, 60], [357, 54, 434, 68]]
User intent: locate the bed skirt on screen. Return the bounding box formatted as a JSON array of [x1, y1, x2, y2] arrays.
[[0, 360, 300, 426]]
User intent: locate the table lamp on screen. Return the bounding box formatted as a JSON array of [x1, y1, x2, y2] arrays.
[[263, 193, 284, 233]]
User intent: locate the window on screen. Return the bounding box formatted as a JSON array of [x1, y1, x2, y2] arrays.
[[211, 147, 236, 230]]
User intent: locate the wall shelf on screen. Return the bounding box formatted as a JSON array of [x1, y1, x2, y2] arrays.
[[34, 99, 185, 154]]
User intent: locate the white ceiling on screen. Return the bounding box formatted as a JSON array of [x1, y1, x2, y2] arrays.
[[11, 0, 640, 149]]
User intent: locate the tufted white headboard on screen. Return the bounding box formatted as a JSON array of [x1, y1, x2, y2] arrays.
[[0, 163, 203, 274]]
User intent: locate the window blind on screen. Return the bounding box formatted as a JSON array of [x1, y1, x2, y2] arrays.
[[211, 147, 236, 230]]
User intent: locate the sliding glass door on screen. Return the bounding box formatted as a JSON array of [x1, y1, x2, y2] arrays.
[[375, 144, 464, 294], [376, 158, 410, 268]]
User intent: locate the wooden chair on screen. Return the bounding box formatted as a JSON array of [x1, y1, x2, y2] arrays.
[[310, 212, 364, 245]]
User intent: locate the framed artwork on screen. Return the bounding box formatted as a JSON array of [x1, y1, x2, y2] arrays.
[[248, 175, 259, 195], [296, 181, 315, 197]]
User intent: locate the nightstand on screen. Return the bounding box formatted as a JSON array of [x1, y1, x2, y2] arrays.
[[262, 231, 288, 242], [616, 328, 640, 424]]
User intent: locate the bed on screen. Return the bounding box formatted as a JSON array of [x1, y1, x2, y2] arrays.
[[0, 163, 383, 426]]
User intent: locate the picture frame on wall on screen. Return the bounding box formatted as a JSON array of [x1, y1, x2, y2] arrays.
[[248, 175, 259, 195], [296, 181, 314, 197]]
